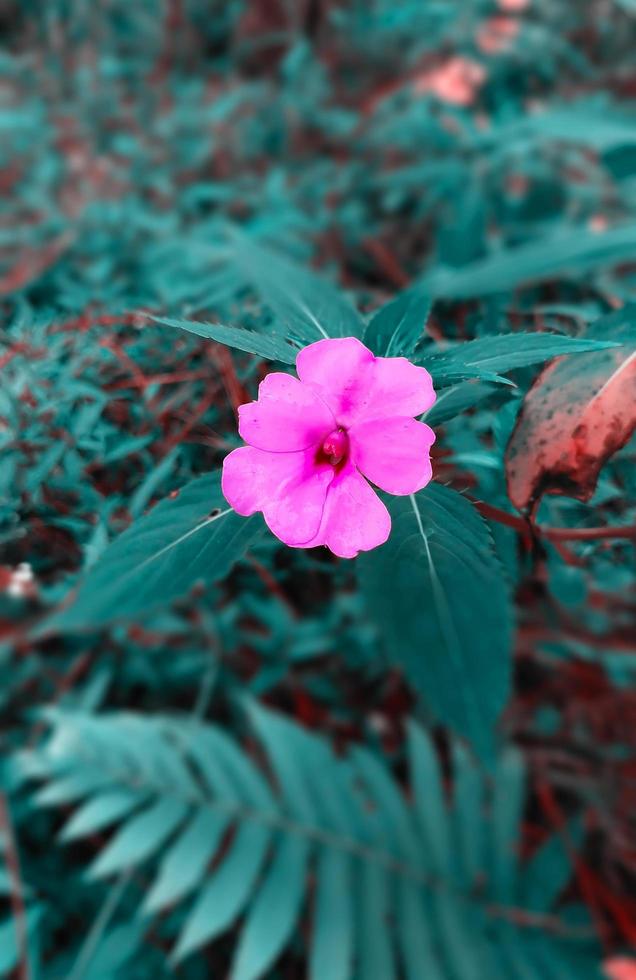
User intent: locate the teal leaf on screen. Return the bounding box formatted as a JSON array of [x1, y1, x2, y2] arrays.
[[27, 706, 600, 978], [89, 797, 188, 878], [231, 236, 365, 343], [144, 810, 231, 914], [60, 789, 148, 842], [363, 287, 431, 357], [419, 333, 619, 388], [309, 849, 354, 980], [358, 484, 514, 759], [42, 472, 264, 632], [423, 223, 636, 298], [149, 316, 299, 364], [172, 822, 272, 964], [231, 835, 310, 980], [423, 381, 500, 426]]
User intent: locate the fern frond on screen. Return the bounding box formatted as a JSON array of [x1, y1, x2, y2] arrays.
[[21, 705, 602, 980]]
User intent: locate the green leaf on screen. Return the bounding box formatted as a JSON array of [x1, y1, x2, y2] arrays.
[[490, 750, 525, 904], [363, 287, 431, 357], [29, 706, 600, 978], [397, 881, 444, 980], [172, 823, 272, 964], [60, 789, 148, 842], [423, 223, 636, 298], [41, 472, 264, 632], [89, 798, 188, 878], [358, 484, 514, 759], [231, 236, 365, 343], [356, 862, 396, 980], [144, 809, 231, 914], [424, 381, 500, 426], [309, 849, 354, 980], [419, 333, 619, 387], [231, 835, 309, 980], [149, 316, 299, 364]]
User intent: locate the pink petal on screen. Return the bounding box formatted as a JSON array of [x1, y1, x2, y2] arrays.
[[296, 338, 435, 426], [350, 417, 436, 495], [296, 337, 374, 425], [368, 357, 436, 420], [304, 462, 391, 558], [222, 446, 333, 546], [238, 373, 335, 452]]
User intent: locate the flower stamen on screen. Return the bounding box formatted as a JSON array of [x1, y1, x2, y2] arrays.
[[321, 427, 349, 466]]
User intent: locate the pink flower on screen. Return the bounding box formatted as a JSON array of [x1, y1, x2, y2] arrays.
[[222, 337, 436, 558], [477, 17, 520, 54], [605, 960, 636, 980], [413, 57, 486, 106]]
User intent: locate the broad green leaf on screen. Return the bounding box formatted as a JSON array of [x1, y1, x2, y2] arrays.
[[231, 236, 365, 342], [232, 835, 309, 980], [418, 333, 619, 387], [363, 287, 431, 357], [42, 472, 264, 632], [358, 484, 513, 759], [150, 315, 299, 364]]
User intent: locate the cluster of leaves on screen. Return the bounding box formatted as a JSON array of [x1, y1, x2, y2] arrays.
[[2, 0, 636, 976]]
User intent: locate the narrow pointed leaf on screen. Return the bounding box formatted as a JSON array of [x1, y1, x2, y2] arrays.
[[231, 835, 310, 980], [150, 316, 299, 364], [363, 287, 431, 357], [172, 823, 271, 964]]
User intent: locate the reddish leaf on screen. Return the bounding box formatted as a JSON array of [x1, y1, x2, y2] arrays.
[[506, 306, 636, 513], [604, 959, 636, 980]]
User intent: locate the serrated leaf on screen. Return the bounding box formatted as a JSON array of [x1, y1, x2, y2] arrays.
[[41, 472, 264, 632], [419, 333, 619, 387], [150, 316, 299, 364], [363, 287, 431, 357], [424, 381, 500, 426], [358, 484, 514, 759], [231, 236, 365, 343]]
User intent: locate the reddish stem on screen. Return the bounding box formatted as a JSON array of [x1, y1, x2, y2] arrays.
[[0, 794, 30, 980], [472, 500, 636, 544]]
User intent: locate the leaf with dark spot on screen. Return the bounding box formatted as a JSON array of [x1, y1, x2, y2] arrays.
[[506, 306, 636, 513]]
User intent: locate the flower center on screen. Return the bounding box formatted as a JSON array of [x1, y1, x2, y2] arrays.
[[321, 427, 349, 467]]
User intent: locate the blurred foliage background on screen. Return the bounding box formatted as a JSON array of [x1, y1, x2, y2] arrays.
[[1, 0, 636, 977]]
